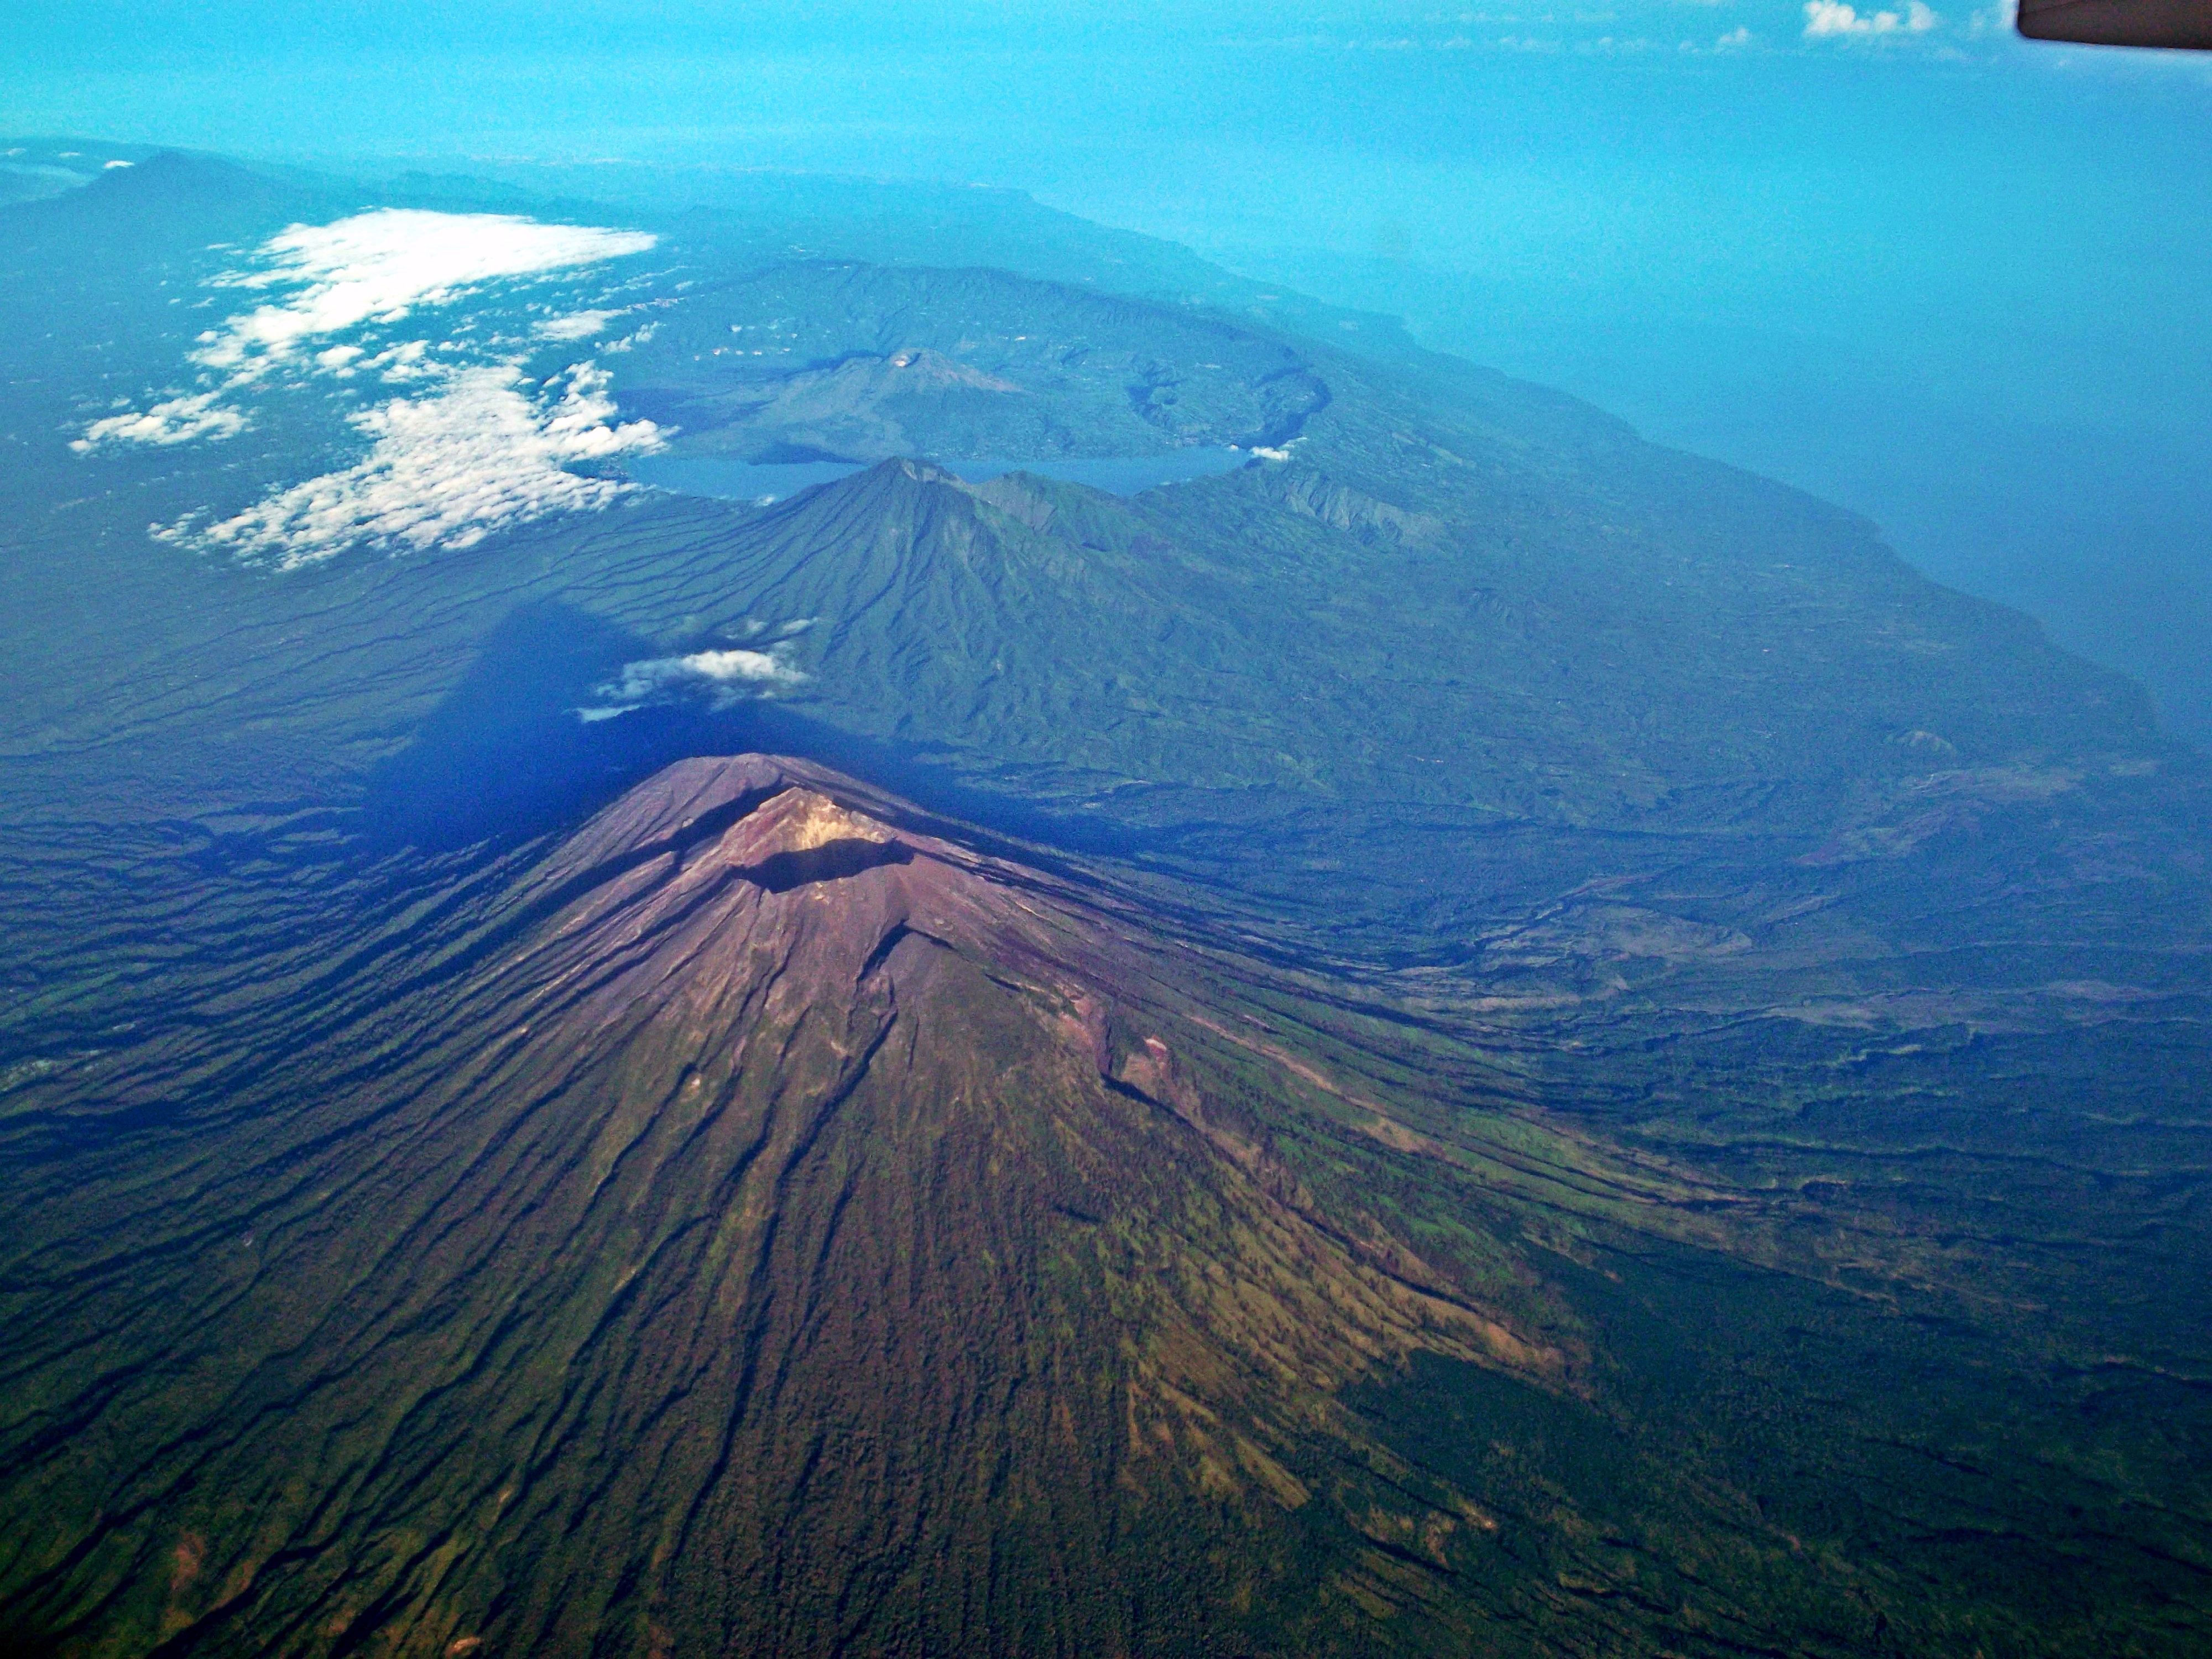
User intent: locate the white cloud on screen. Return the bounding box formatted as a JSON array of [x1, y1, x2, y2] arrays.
[[1715, 24, 1756, 46], [1803, 0, 1939, 34], [71, 392, 246, 451], [192, 209, 656, 376], [88, 208, 672, 561], [77, 210, 656, 451], [612, 648, 806, 695], [536, 309, 623, 341], [579, 644, 807, 720], [156, 363, 661, 569], [366, 339, 435, 380]]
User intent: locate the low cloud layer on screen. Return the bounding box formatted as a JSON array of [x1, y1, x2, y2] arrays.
[[80, 208, 668, 565], [194, 210, 656, 378], [158, 364, 661, 568]]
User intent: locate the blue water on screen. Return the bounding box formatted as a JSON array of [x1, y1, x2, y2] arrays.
[[629, 449, 1250, 503]]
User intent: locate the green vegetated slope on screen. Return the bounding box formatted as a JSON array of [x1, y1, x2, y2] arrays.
[[2, 150, 2210, 1655]]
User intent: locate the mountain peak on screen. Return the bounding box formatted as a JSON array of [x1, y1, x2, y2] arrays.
[[2, 751, 1570, 1655], [8, 145, 323, 253], [76, 147, 296, 211], [753, 784, 895, 852]]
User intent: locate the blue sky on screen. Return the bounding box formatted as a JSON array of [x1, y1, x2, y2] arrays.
[[6, 1, 2210, 736]]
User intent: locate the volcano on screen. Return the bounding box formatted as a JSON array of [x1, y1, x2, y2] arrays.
[[0, 756, 1600, 1657], [9, 755, 2211, 1657]]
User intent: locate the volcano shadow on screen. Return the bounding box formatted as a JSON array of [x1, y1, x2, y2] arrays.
[[360, 602, 771, 853], [361, 601, 1190, 866]]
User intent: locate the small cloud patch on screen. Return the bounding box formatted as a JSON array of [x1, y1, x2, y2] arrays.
[[72, 392, 245, 451], [1803, 0, 1939, 35], [536, 309, 623, 341], [578, 640, 808, 722]]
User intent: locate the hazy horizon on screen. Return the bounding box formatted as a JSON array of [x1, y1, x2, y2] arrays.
[[7, 0, 2206, 739]]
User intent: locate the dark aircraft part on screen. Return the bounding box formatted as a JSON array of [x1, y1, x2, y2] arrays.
[[2018, 0, 2212, 47]]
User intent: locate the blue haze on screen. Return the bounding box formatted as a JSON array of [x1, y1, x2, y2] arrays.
[[4, 2, 2208, 739]]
